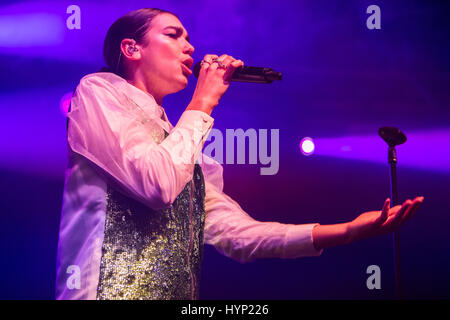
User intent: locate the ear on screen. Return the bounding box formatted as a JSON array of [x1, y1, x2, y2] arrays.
[[120, 38, 141, 60]]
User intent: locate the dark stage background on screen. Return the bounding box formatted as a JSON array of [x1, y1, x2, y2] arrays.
[[0, 0, 449, 299]]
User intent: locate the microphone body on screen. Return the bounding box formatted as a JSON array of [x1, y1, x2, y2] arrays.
[[193, 62, 282, 84]]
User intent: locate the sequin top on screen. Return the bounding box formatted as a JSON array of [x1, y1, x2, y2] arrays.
[[97, 162, 205, 300], [55, 72, 322, 300]]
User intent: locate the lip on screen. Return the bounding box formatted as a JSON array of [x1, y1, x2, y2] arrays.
[[181, 63, 192, 77], [182, 58, 194, 69]]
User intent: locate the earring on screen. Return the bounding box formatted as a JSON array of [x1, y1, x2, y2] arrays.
[[128, 46, 138, 54]]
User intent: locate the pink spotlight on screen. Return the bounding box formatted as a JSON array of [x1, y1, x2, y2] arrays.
[[59, 92, 73, 117], [300, 137, 315, 156]]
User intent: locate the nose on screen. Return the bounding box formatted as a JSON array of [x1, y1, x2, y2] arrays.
[[184, 41, 194, 56]]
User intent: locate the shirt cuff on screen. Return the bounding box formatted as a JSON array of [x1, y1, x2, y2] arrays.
[[283, 223, 324, 258], [165, 110, 214, 165], [177, 110, 214, 138]]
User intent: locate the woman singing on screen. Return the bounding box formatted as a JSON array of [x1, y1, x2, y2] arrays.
[[55, 8, 423, 300]]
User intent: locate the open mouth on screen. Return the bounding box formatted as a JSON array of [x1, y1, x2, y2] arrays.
[[181, 63, 193, 77]]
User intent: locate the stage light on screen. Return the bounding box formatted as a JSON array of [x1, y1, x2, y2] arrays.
[[300, 137, 315, 156], [0, 13, 63, 47], [310, 129, 450, 173]]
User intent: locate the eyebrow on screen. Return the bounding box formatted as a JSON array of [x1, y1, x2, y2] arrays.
[[163, 26, 190, 43]]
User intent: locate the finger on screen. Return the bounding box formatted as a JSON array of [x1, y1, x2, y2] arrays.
[[200, 60, 211, 71], [216, 54, 228, 61], [401, 197, 424, 223], [215, 55, 237, 65], [387, 204, 402, 217], [203, 54, 219, 62], [213, 56, 239, 83], [223, 59, 244, 81], [223, 61, 244, 84], [230, 59, 244, 68], [383, 200, 411, 229], [199, 54, 219, 73], [208, 54, 229, 71], [377, 198, 390, 224], [382, 201, 410, 234], [216, 55, 236, 71], [223, 57, 243, 73], [201, 54, 220, 71]]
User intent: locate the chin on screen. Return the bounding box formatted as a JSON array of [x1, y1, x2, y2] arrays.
[[177, 75, 189, 90], [166, 78, 188, 95]]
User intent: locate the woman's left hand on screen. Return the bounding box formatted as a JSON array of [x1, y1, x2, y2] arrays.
[[346, 196, 424, 243]]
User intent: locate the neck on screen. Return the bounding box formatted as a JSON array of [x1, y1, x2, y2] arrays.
[[126, 71, 164, 106]]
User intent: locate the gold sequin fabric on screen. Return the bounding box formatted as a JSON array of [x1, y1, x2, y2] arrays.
[[96, 130, 206, 300]]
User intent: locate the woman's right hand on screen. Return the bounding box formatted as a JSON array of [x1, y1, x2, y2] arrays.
[[187, 54, 244, 115]]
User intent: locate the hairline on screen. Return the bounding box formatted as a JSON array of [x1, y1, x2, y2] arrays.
[[139, 12, 185, 46]]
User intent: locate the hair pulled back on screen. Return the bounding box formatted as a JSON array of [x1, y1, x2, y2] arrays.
[[100, 8, 178, 77]]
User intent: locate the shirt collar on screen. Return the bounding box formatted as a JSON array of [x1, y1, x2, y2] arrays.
[[95, 72, 173, 132]]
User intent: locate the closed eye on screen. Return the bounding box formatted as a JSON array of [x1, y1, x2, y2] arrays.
[[163, 26, 190, 43]]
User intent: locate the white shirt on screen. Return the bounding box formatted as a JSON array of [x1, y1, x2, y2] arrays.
[[55, 72, 322, 300]]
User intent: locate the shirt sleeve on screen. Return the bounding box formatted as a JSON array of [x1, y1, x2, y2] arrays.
[[67, 74, 214, 210], [200, 155, 324, 263]]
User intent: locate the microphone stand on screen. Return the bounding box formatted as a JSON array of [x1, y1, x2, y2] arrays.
[[378, 127, 407, 300]]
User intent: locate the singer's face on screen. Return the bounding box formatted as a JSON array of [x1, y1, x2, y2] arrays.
[[138, 13, 194, 95]]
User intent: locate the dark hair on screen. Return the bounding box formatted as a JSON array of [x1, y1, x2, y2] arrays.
[[100, 8, 179, 77]]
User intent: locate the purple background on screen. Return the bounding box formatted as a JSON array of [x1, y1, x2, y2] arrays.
[[0, 0, 449, 299]]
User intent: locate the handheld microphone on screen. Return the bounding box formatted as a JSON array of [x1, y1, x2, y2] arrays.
[[193, 62, 282, 84]]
